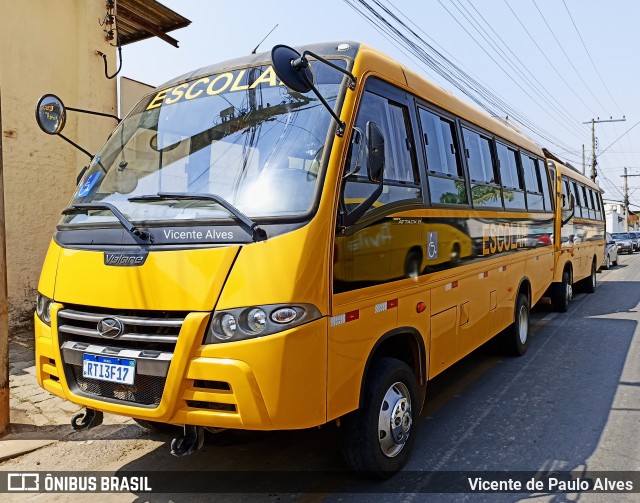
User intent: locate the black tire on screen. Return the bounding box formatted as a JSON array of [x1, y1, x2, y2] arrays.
[[339, 358, 419, 478], [500, 292, 530, 356], [551, 269, 572, 312], [580, 260, 597, 294], [613, 256, 618, 266], [603, 254, 611, 270], [133, 418, 181, 434]]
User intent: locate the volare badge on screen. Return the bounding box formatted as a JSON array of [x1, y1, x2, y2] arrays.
[[104, 252, 148, 266]]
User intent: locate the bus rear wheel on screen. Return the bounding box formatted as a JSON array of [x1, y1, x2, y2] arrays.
[[339, 358, 419, 478], [501, 292, 530, 356]]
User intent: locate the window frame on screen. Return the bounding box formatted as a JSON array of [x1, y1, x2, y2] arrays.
[[415, 100, 471, 208], [339, 77, 425, 227]]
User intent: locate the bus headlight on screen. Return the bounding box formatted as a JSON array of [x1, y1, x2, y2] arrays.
[[219, 313, 238, 340], [205, 303, 322, 344], [246, 308, 267, 334], [36, 293, 53, 326]]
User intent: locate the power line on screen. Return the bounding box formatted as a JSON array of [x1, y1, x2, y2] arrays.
[[444, 0, 587, 142], [561, 0, 624, 116], [560, 0, 639, 174], [460, 0, 588, 137], [531, 0, 610, 115], [503, 0, 598, 116], [343, 0, 582, 156]]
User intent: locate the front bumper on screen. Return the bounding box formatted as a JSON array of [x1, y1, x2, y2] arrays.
[[35, 306, 327, 430]]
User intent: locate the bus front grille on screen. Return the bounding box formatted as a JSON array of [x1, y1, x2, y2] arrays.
[[57, 305, 186, 408], [70, 364, 166, 406]]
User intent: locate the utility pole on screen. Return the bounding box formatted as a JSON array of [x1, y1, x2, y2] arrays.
[[583, 117, 626, 182], [582, 144, 586, 175], [0, 89, 8, 435], [620, 167, 640, 232]]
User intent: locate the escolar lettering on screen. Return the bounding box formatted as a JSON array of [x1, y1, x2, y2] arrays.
[[147, 66, 282, 110]]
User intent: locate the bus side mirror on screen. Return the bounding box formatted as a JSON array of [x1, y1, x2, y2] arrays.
[[36, 94, 67, 135], [366, 121, 385, 183]]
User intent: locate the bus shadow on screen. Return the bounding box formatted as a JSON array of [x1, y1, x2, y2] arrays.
[[117, 280, 639, 501]]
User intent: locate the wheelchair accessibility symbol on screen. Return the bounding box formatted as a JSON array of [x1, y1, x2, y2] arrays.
[[427, 232, 438, 260]]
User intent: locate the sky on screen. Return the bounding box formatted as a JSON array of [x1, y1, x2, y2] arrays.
[[120, 0, 640, 207]]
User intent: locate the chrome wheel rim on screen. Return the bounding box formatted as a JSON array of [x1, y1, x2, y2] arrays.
[[566, 280, 572, 304], [518, 304, 529, 345], [378, 381, 412, 458]]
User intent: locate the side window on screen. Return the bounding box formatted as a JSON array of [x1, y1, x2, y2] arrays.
[[343, 89, 421, 217], [538, 159, 553, 212], [496, 142, 526, 209], [562, 179, 572, 210], [522, 154, 544, 211], [571, 181, 583, 217], [582, 186, 593, 219], [548, 164, 557, 199], [462, 128, 502, 208], [418, 108, 467, 205], [463, 129, 495, 184], [594, 190, 602, 220]]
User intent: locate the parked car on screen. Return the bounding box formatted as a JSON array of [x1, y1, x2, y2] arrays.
[[628, 231, 640, 251], [602, 232, 619, 269], [611, 232, 634, 254]]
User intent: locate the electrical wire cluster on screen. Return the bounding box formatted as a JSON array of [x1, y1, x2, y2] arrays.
[[342, 0, 639, 206]]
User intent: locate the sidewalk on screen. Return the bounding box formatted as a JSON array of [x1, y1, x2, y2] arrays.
[[1, 329, 132, 462]]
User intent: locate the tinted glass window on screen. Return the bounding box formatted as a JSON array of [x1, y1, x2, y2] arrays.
[[571, 181, 583, 217], [419, 109, 462, 177], [418, 108, 468, 206], [562, 179, 572, 209], [522, 155, 543, 210], [496, 143, 525, 209], [496, 143, 522, 189], [521, 155, 539, 192], [343, 90, 421, 217], [538, 160, 553, 211], [463, 129, 496, 184]]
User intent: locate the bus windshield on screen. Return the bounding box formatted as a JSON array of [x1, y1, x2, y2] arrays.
[[62, 63, 345, 227]]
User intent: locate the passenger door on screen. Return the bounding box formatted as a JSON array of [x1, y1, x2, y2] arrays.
[[328, 78, 423, 420]]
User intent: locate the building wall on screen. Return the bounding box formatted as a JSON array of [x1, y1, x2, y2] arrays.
[[120, 76, 154, 118], [605, 203, 625, 233], [0, 0, 117, 328]]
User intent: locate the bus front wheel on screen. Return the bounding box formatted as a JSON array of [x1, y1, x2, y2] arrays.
[[551, 269, 572, 312], [579, 261, 597, 294], [339, 358, 419, 478]]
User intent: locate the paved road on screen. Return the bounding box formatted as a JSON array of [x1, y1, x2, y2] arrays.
[[2, 253, 639, 502]]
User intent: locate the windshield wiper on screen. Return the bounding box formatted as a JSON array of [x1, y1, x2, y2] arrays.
[[128, 192, 267, 242], [62, 202, 151, 241]]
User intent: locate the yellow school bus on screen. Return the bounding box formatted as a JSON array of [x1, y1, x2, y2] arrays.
[[543, 151, 605, 311], [34, 41, 556, 475]]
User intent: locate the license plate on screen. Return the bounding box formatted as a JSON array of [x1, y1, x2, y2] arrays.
[[82, 354, 136, 385]]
